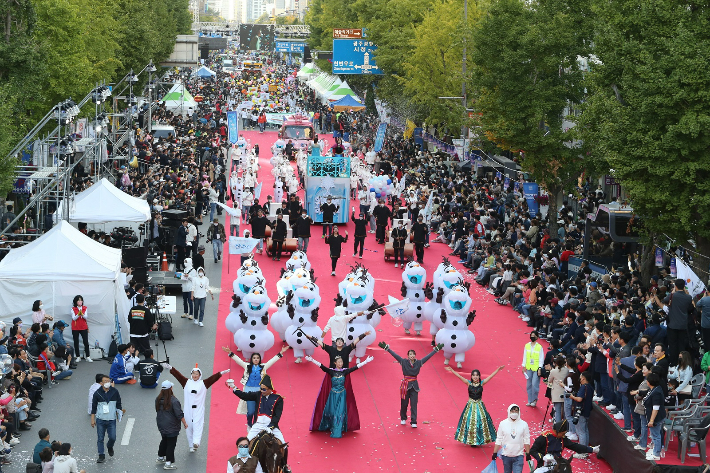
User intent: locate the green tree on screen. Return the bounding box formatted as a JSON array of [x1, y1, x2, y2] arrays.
[[468, 0, 592, 235], [580, 0, 710, 274], [31, 0, 122, 110], [401, 0, 487, 129]]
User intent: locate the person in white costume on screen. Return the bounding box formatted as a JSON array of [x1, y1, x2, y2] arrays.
[[163, 363, 228, 452]]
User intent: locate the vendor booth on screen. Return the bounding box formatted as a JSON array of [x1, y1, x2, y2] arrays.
[[0, 221, 131, 353]]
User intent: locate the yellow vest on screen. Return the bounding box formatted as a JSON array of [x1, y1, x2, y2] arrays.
[[524, 342, 542, 371]]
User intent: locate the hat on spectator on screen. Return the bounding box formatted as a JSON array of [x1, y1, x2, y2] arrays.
[[161, 380, 174, 390]]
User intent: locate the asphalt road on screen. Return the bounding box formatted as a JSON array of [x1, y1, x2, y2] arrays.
[[5, 212, 227, 473]]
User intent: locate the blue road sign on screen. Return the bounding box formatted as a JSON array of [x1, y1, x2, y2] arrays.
[[275, 41, 305, 53], [332, 39, 384, 75]]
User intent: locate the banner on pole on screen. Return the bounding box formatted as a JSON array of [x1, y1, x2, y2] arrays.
[[227, 111, 239, 144], [228, 237, 260, 255], [522, 182, 539, 218], [254, 182, 263, 200], [374, 122, 387, 152], [655, 247, 663, 267]]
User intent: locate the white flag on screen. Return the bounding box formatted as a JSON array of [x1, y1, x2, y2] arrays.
[[228, 237, 260, 255], [675, 258, 706, 297], [386, 296, 410, 319], [423, 191, 434, 217], [254, 181, 263, 200]]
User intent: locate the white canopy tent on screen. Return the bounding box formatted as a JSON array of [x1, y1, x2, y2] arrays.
[[61, 178, 150, 224], [0, 221, 131, 351], [161, 81, 198, 116]]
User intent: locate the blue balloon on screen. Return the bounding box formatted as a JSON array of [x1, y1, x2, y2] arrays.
[[386, 179, 392, 185], [375, 192, 382, 198], [370, 187, 376, 193]]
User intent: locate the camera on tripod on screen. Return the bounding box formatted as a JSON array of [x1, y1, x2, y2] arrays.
[[110, 227, 138, 244]]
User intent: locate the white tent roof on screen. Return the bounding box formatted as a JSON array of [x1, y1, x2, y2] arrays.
[[67, 178, 150, 223], [0, 220, 122, 281], [162, 81, 198, 111]]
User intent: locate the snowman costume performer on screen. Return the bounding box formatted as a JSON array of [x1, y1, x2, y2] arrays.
[[234, 285, 274, 361], [164, 364, 227, 452], [400, 261, 430, 335], [285, 281, 322, 363], [434, 283, 477, 367], [423, 258, 464, 346]]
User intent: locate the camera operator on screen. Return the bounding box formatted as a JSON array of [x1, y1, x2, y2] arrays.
[[128, 294, 157, 354], [568, 371, 594, 455], [529, 419, 599, 469]]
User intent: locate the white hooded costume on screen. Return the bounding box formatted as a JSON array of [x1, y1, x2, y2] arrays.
[[166, 364, 224, 450]]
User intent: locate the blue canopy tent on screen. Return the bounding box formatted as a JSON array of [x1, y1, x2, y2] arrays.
[[331, 94, 365, 111], [195, 66, 216, 78]]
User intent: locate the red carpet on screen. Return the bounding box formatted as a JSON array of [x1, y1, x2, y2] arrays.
[[206, 130, 613, 472]]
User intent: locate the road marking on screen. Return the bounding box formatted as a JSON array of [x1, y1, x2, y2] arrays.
[[121, 417, 135, 446]]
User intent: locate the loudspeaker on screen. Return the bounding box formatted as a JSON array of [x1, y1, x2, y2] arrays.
[[162, 209, 188, 220], [132, 267, 147, 286], [122, 247, 148, 268]]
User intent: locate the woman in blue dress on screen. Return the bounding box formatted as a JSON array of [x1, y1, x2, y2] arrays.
[[222, 345, 290, 428], [306, 354, 373, 438]]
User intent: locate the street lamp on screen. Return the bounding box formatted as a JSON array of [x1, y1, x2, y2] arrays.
[[146, 61, 157, 133]]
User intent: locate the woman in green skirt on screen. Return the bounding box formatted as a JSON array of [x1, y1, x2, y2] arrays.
[[446, 365, 505, 446]]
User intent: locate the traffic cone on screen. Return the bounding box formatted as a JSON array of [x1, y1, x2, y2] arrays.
[[161, 252, 168, 271]]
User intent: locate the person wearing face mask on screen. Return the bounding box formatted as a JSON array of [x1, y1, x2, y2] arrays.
[[227, 437, 262, 473], [390, 220, 408, 268], [378, 340, 443, 428], [521, 331, 544, 407], [410, 215, 428, 264], [155, 380, 188, 470], [491, 404, 531, 473], [191, 267, 214, 327], [206, 218, 226, 263], [325, 226, 348, 276], [91, 375, 125, 463], [528, 419, 599, 469], [70, 295, 91, 362], [446, 365, 505, 446], [270, 213, 288, 261], [372, 199, 392, 244], [162, 363, 229, 452], [31, 300, 53, 325]]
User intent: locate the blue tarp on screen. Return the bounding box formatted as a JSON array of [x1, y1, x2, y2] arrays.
[[330, 94, 364, 110], [196, 66, 216, 78]]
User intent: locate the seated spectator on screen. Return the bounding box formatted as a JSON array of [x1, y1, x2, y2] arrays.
[[51, 321, 76, 369], [53, 442, 86, 473], [33, 427, 51, 464], [137, 348, 163, 389], [110, 344, 136, 384], [36, 343, 72, 382]]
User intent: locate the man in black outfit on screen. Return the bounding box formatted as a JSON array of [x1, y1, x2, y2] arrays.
[[288, 194, 302, 221], [410, 215, 428, 264], [128, 294, 157, 354], [293, 209, 313, 253], [660, 279, 694, 361], [320, 196, 339, 238], [250, 209, 270, 254], [175, 219, 188, 271], [351, 209, 368, 259], [391, 221, 408, 268], [372, 199, 392, 244], [271, 213, 288, 261]]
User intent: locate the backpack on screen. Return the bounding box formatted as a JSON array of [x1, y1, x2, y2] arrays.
[[26, 463, 42, 473], [158, 320, 174, 341]]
